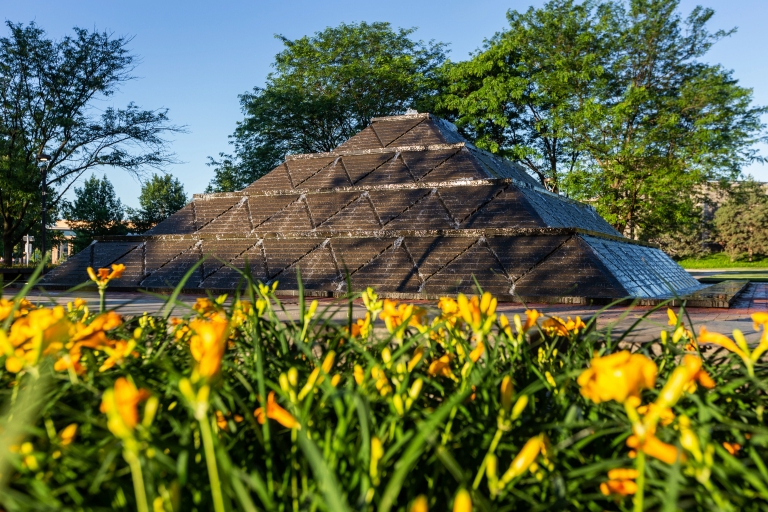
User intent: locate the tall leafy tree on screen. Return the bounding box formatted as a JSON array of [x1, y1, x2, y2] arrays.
[[128, 173, 187, 233], [438, 0, 766, 245], [714, 180, 768, 262], [438, 0, 614, 193], [62, 175, 127, 252], [207, 22, 447, 192], [0, 22, 180, 263]]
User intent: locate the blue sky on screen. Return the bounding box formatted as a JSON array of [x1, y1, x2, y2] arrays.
[[6, 0, 768, 207]]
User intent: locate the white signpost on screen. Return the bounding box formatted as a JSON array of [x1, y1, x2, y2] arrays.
[[22, 235, 34, 265]]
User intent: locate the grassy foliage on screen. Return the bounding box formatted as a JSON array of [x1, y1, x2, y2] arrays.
[[678, 252, 768, 269], [0, 266, 767, 511]]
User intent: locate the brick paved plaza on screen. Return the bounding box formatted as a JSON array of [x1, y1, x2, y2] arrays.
[[25, 282, 767, 344]]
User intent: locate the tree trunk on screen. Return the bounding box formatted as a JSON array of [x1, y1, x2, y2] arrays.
[[3, 234, 14, 266]]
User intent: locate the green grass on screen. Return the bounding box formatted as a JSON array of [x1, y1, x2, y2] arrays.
[[678, 251, 768, 269]]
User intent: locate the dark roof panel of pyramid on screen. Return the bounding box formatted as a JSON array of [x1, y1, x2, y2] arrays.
[[43, 113, 709, 304]]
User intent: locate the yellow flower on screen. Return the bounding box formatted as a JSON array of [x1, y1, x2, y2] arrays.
[[523, 309, 541, 332], [626, 433, 683, 464], [410, 495, 428, 512], [379, 299, 426, 336], [636, 403, 675, 426], [362, 287, 383, 315], [427, 354, 455, 379], [59, 423, 78, 446], [407, 346, 424, 372], [254, 391, 300, 429], [600, 468, 638, 497], [452, 489, 472, 512], [188, 315, 229, 379], [469, 340, 485, 363], [349, 313, 372, 338], [500, 434, 545, 484], [371, 365, 392, 396], [100, 377, 150, 439], [752, 312, 768, 330], [457, 293, 497, 333], [1, 306, 71, 373], [577, 351, 657, 404], [98, 339, 138, 372], [542, 316, 586, 337], [370, 436, 384, 484], [655, 355, 714, 411], [698, 327, 747, 359], [0, 297, 35, 322], [354, 364, 365, 385], [87, 263, 125, 286]]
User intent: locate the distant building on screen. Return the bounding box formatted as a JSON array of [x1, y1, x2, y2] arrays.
[[49, 220, 76, 264]]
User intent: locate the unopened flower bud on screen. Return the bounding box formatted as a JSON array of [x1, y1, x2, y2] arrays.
[[511, 395, 529, 420], [279, 373, 291, 393], [500, 375, 513, 413], [287, 367, 299, 388], [409, 378, 423, 400]]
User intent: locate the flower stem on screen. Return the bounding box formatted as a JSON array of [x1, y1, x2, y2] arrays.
[[472, 428, 503, 490], [98, 285, 106, 313], [199, 416, 226, 512], [633, 450, 646, 512], [124, 449, 149, 512]]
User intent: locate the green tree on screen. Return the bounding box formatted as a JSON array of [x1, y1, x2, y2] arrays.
[[207, 22, 447, 192], [438, 0, 614, 192], [438, 0, 766, 243], [62, 175, 128, 252], [128, 173, 188, 233], [714, 180, 768, 262], [0, 22, 180, 263]]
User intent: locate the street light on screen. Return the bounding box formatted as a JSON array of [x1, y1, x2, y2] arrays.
[[37, 153, 52, 266]]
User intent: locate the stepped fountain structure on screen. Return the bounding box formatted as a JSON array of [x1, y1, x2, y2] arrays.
[[43, 113, 712, 304]]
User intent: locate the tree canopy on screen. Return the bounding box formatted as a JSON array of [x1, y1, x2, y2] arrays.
[[714, 180, 768, 262], [437, 0, 766, 245], [62, 175, 127, 252], [206, 22, 447, 192], [0, 21, 181, 263], [128, 173, 187, 233]]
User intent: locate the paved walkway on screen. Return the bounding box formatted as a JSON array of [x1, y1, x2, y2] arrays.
[[21, 283, 768, 343]]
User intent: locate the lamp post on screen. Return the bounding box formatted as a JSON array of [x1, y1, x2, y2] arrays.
[[37, 153, 51, 265]]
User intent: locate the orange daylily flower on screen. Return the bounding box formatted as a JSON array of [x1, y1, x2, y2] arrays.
[[189, 314, 229, 379], [254, 391, 300, 429], [626, 433, 683, 464], [100, 377, 150, 438], [457, 292, 497, 332], [542, 316, 586, 337], [723, 442, 742, 455], [600, 468, 638, 497], [655, 356, 714, 411], [523, 309, 541, 332], [577, 351, 657, 404], [636, 403, 675, 426], [427, 354, 455, 379], [752, 312, 768, 331], [59, 424, 78, 446], [87, 263, 125, 286], [698, 327, 747, 360], [0, 297, 35, 322], [469, 340, 485, 362], [379, 299, 426, 336]]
